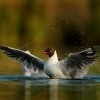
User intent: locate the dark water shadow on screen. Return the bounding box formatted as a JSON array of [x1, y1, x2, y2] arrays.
[[0, 75, 100, 87], [0, 75, 100, 82]]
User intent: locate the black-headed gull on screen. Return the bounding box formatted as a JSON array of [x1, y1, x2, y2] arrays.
[[0, 44, 99, 79]]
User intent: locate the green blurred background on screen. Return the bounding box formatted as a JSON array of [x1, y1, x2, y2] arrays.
[[0, 0, 100, 75]]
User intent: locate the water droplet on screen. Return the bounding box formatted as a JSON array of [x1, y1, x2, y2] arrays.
[[71, 17, 73, 20], [61, 43, 63, 46], [78, 14, 81, 17], [61, 18, 64, 20], [61, 36, 63, 37], [52, 28, 54, 30], [69, 13, 72, 16]]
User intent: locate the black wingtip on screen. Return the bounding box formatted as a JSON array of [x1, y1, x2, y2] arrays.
[[0, 45, 11, 52], [92, 46, 100, 50], [0, 44, 7, 50], [79, 46, 98, 58], [80, 46, 100, 58], [92, 46, 100, 56]]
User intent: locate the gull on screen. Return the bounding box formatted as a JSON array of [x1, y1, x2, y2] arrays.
[[0, 44, 99, 79]]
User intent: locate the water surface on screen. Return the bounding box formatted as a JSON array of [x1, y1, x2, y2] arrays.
[[0, 76, 100, 100]]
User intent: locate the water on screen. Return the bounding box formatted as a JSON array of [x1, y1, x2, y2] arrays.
[[0, 76, 100, 100]]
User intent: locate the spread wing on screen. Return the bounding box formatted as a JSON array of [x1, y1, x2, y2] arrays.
[[0, 45, 45, 72], [60, 46, 99, 78]]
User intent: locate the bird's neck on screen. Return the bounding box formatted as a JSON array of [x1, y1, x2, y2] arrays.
[[46, 51, 58, 65]]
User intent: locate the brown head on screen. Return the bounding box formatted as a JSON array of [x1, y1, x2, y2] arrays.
[[44, 48, 55, 57]]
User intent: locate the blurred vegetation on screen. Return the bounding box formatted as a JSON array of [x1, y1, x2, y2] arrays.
[[0, 0, 100, 75]]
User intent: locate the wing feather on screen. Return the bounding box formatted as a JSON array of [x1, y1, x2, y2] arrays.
[[0, 45, 44, 72], [60, 46, 99, 78]]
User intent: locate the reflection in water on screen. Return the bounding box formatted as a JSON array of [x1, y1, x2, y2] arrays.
[[49, 79, 58, 100], [24, 81, 31, 100], [24, 79, 59, 100], [22, 78, 100, 100], [0, 76, 100, 100]]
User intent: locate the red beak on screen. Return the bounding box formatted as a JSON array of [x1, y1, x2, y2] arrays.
[[43, 52, 48, 54]]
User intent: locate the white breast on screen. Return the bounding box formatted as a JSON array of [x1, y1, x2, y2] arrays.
[[44, 51, 66, 78]]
